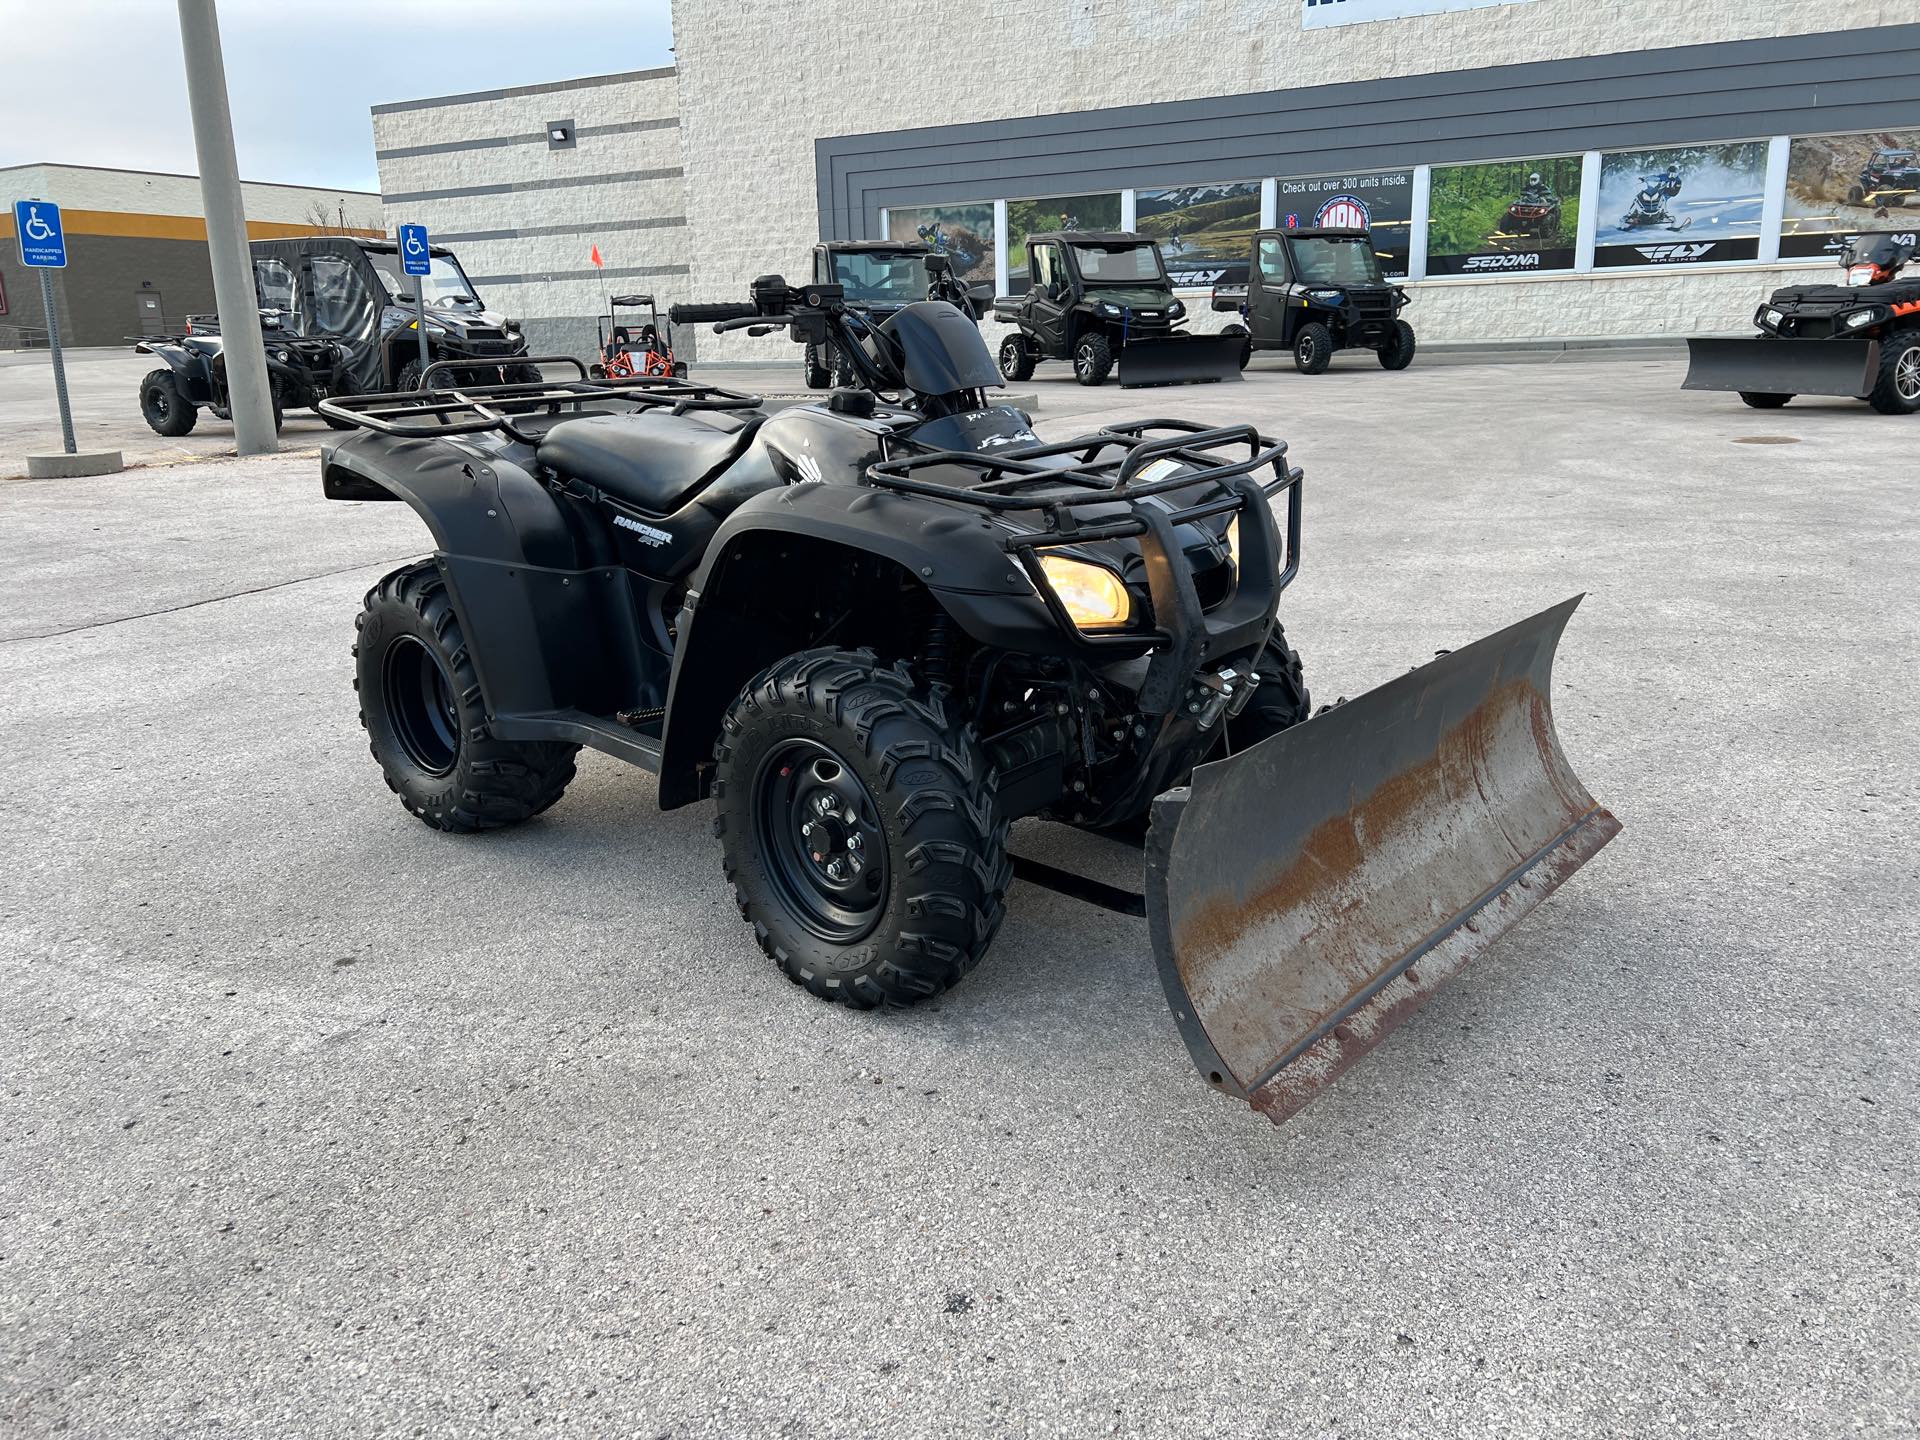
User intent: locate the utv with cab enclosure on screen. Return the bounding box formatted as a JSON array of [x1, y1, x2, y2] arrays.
[[316, 276, 1617, 1127], [803, 243, 983, 388], [1211, 228, 1415, 374], [993, 231, 1243, 387]]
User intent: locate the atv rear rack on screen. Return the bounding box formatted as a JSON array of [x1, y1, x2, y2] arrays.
[[315, 355, 762, 442]]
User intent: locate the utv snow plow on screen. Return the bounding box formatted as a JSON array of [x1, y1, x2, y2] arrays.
[[1115, 332, 1247, 388], [1143, 597, 1620, 1124], [1684, 337, 1878, 400]]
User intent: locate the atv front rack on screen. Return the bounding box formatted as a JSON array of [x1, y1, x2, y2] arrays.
[[315, 356, 763, 442]]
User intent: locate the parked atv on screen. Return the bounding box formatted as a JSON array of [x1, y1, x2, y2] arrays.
[[1211, 227, 1415, 374], [1684, 231, 1920, 414], [135, 311, 327, 436], [590, 294, 686, 381], [316, 277, 1617, 1126], [993, 231, 1242, 387], [1849, 149, 1920, 209], [802, 243, 983, 388], [250, 235, 537, 396]]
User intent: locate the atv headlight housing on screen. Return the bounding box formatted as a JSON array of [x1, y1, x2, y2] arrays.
[[1843, 306, 1883, 329], [1761, 307, 1785, 330], [1037, 554, 1132, 631]]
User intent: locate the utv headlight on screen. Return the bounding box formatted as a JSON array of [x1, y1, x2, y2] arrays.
[[1844, 307, 1882, 329], [1037, 554, 1132, 630], [1305, 288, 1344, 302], [1168, 298, 1186, 318], [1098, 302, 1121, 316]]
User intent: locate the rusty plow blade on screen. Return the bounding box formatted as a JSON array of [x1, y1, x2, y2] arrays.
[[1144, 597, 1621, 1125]]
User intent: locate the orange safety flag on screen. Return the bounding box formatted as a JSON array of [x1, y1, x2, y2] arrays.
[[589, 243, 604, 268]]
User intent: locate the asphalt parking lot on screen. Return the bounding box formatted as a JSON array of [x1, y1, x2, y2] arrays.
[[2, 354, 1915, 1439]]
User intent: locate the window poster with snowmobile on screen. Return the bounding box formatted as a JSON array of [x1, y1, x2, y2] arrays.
[[1426, 156, 1583, 275], [1594, 143, 1768, 267], [1134, 182, 1262, 287], [1780, 130, 1920, 260], [884, 204, 996, 287], [1274, 169, 1415, 278], [1006, 192, 1123, 291]]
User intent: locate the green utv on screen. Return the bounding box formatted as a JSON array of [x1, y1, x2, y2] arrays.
[[317, 274, 1617, 1126], [992, 231, 1244, 387]]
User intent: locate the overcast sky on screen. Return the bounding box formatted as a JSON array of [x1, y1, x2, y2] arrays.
[[2, 0, 676, 195]]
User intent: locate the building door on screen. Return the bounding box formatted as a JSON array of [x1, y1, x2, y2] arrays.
[[134, 290, 165, 337]]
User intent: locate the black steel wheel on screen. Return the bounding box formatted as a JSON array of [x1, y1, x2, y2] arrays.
[[714, 648, 1010, 1008], [355, 560, 578, 832], [998, 334, 1036, 382], [1294, 322, 1333, 375], [1377, 319, 1416, 371], [1868, 330, 1920, 414], [1073, 331, 1113, 386], [140, 369, 197, 437]]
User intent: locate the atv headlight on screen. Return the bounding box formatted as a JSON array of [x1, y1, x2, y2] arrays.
[[1037, 554, 1132, 630], [1763, 307, 1785, 329], [1844, 307, 1882, 329]]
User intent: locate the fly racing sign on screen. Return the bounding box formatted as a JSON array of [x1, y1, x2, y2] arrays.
[[1303, 0, 1537, 27]]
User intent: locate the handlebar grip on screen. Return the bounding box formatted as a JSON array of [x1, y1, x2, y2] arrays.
[[669, 301, 758, 324]]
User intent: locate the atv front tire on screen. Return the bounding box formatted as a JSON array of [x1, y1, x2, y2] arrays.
[[1378, 320, 1417, 371], [355, 561, 578, 832], [1738, 391, 1793, 409], [1221, 323, 1252, 370], [714, 649, 1011, 1008], [1073, 332, 1114, 386], [1293, 322, 1333, 375], [998, 335, 1036, 382], [396, 358, 429, 393], [140, 369, 197, 437], [1868, 330, 1920, 415], [1226, 628, 1312, 754]]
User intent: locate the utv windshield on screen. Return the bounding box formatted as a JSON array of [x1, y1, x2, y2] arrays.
[[363, 248, 483, 309], [1288, 236, 1385, 286], [1069, 242, 1167, 286], [831, 251, 930, 304]]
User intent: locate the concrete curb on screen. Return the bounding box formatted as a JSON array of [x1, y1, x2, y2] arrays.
[[27, 450, 123, 478]]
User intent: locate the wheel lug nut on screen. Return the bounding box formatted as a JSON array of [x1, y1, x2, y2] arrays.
[[827, 860, 845, 879], [848, 834, 862, 850], [801, 821, 813, 835]]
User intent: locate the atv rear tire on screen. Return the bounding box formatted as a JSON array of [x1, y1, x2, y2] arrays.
[[999, 335, 1036, 382], [714, 649, 1011, 1009], [1073, 332, 1114, 386], [1378, 320, 1416, 371], [1221, 323, 1252, 370], [803, 343, 832, 389], [1293, 323, 1333, 375], [505, 363, 544, 386], [354, 561, 578, 833], [1226, 628, 1312, 754], [1738, 391, 1793, 409], [140, 369, 197, 437], [1868, 330, 1920, 415]]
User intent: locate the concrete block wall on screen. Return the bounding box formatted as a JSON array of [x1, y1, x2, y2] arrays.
[[371, 69, 690, 363], [672, 0, 1912, 361]]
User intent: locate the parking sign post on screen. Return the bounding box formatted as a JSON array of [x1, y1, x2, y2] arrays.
[[400, 223, 432, 382], [14, 200, 76, 454]]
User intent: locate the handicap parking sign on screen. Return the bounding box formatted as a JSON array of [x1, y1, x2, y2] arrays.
[[14, 200, 67, 268], [399, 223, 431, 276]]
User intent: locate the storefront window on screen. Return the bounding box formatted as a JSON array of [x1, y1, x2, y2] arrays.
[[1781, 130, 1920, 260], [1427, 156, 1583, 275], [1593, 143, 1768, 268], [884, 204, 996, 287], [1007, 192, 1121, 291], [1134, 182, 1261, 287], [1274, 170, 1415, 278]]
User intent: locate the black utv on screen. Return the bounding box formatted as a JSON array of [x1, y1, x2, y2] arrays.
[[1684, 232, 1920, 414], [992, 231, 1241, 387], [1849, 149, 1920, 209], [801, 242, 983, 387], [313, 274, 1618, 1128], [1211, 227, 1415, 374]]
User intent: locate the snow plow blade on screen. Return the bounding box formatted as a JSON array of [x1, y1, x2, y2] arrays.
[[1144, 596, 1620, 1126], [1683, 336, 1877, 398], [1117, 333, 1245, 388]]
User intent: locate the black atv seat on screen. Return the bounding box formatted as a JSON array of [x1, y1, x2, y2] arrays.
[[537, 410, 763, 514]]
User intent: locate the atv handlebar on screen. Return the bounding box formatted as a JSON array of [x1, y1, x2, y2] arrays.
[[668, 301, 758, 325]]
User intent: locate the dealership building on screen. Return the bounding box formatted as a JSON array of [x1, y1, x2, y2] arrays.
[[372, 2, 1920, 362], [0, 164, 380, 349]]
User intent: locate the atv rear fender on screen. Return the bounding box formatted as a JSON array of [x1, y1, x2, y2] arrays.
[[656, 482, 1075, 809]]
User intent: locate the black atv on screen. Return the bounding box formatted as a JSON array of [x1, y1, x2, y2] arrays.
[[135, 309, 328, 436], [1211, 227, 1414, 374], [801, 243, 983, 388], [1684, 231, 1920, 414], [1849, 149, 1920, 209], [315, 277, 1618, 1126], [992, 231, 1241, 387]]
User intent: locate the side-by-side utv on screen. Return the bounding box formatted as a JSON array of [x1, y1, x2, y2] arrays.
[[802, 242, 985, 387], [316, 274, 1618, 1126], [1211, 227, 1415, 374], [993, 231, 1244, 387], [1684, 232, 1920, 414]]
